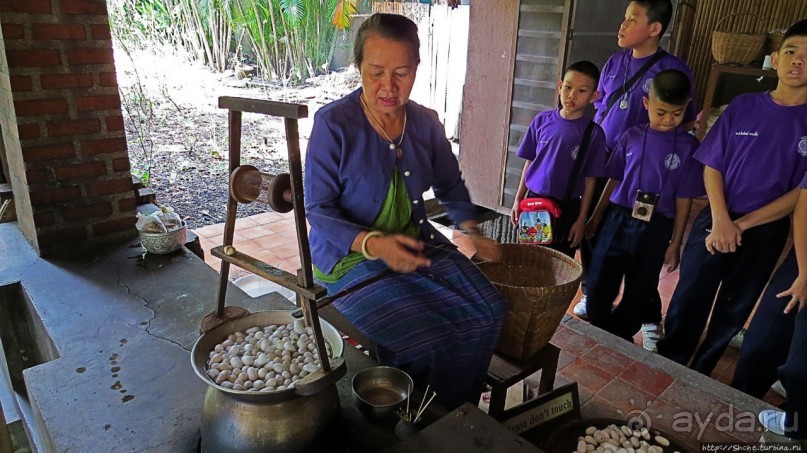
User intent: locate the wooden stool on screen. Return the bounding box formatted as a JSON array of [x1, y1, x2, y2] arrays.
[[485, 343, 560, 419]]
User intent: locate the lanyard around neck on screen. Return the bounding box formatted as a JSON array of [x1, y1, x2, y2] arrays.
[[636, 124, 677, 195]]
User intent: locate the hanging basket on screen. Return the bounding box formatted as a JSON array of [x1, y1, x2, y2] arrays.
[[711, 13, 766, 65], [768, 30, 785, 53], [478, 244, 582, 361]]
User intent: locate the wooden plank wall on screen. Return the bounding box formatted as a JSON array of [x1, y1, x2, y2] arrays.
[[458, 0, 519, 210], [686, 0, 807, 108], [371, 2, 469, 139]]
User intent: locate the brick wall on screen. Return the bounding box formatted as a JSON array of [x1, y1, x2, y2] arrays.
[[0, 0, 136, 255]]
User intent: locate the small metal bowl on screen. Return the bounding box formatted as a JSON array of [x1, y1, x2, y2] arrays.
[[352, 366, 413, 419], [139, 222, 187, 254]]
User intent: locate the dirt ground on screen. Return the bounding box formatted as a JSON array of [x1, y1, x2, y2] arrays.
[[115, 46, 360, 229]]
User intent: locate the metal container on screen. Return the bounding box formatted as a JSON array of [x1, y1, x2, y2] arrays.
[[352, 366, 413, 419], [191, 311, 344, 453], [139, 222, 187, 254]]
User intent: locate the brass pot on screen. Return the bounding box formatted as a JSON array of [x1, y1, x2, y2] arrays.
[[191, 311, 344, 453]]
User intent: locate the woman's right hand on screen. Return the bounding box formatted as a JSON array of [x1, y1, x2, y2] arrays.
[[366, 234, 431, 273]]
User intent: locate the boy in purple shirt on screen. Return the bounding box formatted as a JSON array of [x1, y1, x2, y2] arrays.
[[583, 70, 703, 342], [574, 1, 697, 351], [658, 19, 807, 376], [594, 0, 698, 151], [733, 171, 807, 441], [511, 60, 608, 258]]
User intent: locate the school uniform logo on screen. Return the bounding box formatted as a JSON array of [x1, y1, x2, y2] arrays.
[[571, 145, 581, 160], [799, 136, 807, 157], [643, 78, 654, 93], [665, 153, 681, 170]]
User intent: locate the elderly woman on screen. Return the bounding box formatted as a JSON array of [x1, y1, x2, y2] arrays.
[[304, 13, 506, 409]]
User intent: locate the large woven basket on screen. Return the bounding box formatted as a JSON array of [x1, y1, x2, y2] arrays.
[[479, 244, 582, 361], [139, 222, 187, 254], [711, 13, 766, 65]]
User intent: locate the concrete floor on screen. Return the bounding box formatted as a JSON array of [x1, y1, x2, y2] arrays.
[[0, 222, 291, 452]]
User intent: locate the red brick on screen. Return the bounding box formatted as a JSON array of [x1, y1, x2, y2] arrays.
[[55, 161, 107, 181], [6, 49, 61, 67], [14, 98, 69, 116], [619, 361, 674, 397], [10, 75, 33, 91], [23, 143, 74, 161], [86, 178, 132, 197], [63, 202, 112, 221], [17, 123, 40, 140], [112, 158, 130, 171], [558, 357, 615, 394], [118, 197, 137, 212], [82, 137, 127, 155], [61, 0, 108, 15], [93, 217, 137, 235], [32, 23, 85, 40], [0, 0, 52, 13], [99, 72, 117, 87], [40, 73, 93, 89], [551, 327, 599, 357], [26, 168, 50, 184], [33, 211, 55, 227], [38, 227, 87, 249], [29, 186, 82, 205], [90, 24, 110, 40], [47, 118, 100, 137], [66, 48, 113, 65], [657, 381, 724, 421], [105, 116, 124, 132], [596, 377, 655, 416], [581, 345, 634, 377], [76, 95, 120, 112], [1, 23, 25, 39]]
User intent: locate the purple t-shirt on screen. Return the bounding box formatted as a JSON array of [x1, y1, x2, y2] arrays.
[[607, 124, 704, 219], [594, 49, 698, 152], [517, 109, 608, 199], [802, 171, 807, 189], [695, 92, 807, 215]]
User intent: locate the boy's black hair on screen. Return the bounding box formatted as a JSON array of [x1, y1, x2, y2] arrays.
[[354, 13, 420, 69], [564, 60, 600, 89], [630, 0, 673, 37], [649, 69, 690, 105], [783, 18, 807, 43]]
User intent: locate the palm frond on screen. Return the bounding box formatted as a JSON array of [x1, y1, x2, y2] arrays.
[[332, 0, 357, 31], [280, 0, 304, 25]]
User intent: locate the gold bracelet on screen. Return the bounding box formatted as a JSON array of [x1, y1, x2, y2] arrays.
[[361, 230, 383, 260]]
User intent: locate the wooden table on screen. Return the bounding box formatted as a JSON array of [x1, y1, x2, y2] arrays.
[[697, 63, 778, 140]]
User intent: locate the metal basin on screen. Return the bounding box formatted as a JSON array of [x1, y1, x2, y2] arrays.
[[191, 311, 344, 453], [352, 366, 413, 419]]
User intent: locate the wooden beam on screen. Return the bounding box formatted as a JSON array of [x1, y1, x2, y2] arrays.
[[218, 96, 308, 119]]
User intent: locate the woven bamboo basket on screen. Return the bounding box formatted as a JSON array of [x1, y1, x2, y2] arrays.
[[478, 244, 582, 361], [768, 30, 784, 53], [711, 13, 766, 65]]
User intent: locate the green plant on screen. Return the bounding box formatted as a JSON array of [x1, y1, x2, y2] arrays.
[[111, 0, 361, 85]]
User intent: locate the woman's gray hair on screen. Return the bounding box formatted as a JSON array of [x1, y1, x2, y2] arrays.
[[353, 13, 420, 70]]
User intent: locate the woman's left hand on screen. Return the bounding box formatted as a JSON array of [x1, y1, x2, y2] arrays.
[[469, 233, 502, 262], [779, 275, 807, 314], [368, 234, 432, 273]]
